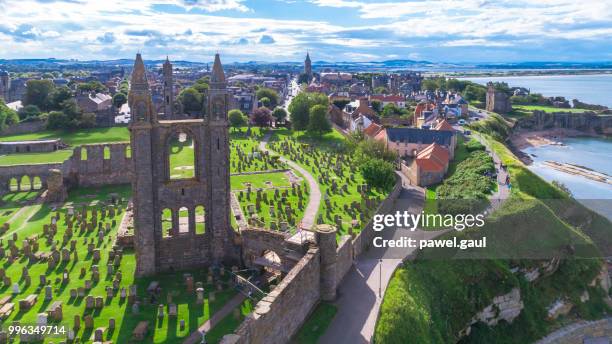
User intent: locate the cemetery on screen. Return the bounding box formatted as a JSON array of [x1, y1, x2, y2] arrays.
[[0, 54, 393, 343]]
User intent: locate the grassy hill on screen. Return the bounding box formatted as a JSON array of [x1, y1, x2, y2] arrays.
[[375, 134, 611, 344]]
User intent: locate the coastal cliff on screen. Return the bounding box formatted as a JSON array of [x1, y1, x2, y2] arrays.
[[516, 110, 612, 135]]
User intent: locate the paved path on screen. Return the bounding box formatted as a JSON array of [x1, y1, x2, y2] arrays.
[[320, 172, 448, 344], [473, 133, 510, 212], [258, 132, 321, 231], [183, 293, 247, 344]]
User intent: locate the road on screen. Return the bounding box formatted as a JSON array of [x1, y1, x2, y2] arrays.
[[320, 173, 448, 344]]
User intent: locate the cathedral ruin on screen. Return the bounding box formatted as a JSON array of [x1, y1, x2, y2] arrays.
[[128, 53, 239, 276]]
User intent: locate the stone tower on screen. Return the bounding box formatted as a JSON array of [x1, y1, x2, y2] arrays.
[[129, 53, 238, 277], [486, 81, 512, 114], [304, 52, 312, 81], [0, 70, 10, 102], [162, 57, 174, 118]]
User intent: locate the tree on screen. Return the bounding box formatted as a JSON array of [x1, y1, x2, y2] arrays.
[[0, 100, 19, 130], [228, 109, 247, 131], [381, 103, 409, 117], [356, 139, 397, 163], [421, 79, 439, 91], [49, 86, 72, 110], [192, 82, 209, 94], [374, 86, 389, 94], [24, 79, 55, 111], [251, 107, 272, 127], [179, 88, 202, 113], [288, 92, 328, 131], [307, 104, 331, 136], [371, 100, 382, 113], [80, 113, 97, 128], [112, 93, 128, 109], [18, 104, 42, 121], [47, 111, 68, 129], [332, 99, 350, 110], [256, 88, 280, 108], [360, 158, 396, 191], [77, 80, 107, 93], [272, 107, 287, 124], [259, 97, 271, 107]]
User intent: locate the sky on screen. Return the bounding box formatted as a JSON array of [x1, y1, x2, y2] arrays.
[[0, 0, 611, 63]]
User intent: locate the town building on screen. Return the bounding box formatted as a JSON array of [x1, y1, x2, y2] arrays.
[[374, 126, 455, 159], [369, 94, 407, 108], [402, 143, 450, 186]]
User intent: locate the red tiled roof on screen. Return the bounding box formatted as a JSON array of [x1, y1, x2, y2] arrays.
[[370, 94, 405, 102], [434, 119, 454, 132], [415, 143, 449, 173], [363, 123, 382, 138]]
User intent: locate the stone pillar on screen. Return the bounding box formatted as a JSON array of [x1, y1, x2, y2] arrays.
[[316, 224, 337, 301], [45, 169, 67, 203]]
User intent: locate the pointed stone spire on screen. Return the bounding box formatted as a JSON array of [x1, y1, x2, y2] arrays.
[[211, 53, 225, 84], [131, 53, 148, 85]]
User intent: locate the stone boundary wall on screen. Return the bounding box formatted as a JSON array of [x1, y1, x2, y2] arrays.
[[535, 317, 612, 344], [0, 120, 46, 136], [335, 235, 353, 284], [222, 248, 321, 344], [352, 176, 403, 257]]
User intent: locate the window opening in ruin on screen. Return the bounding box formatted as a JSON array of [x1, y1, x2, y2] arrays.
[[178, 206, 190, 233], [195, 205, 205, 234], [168, 131, 195, 180]]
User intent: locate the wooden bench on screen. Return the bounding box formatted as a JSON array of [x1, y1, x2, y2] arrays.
[[132, 321, 149, 341], [0, 302, 14, 319]]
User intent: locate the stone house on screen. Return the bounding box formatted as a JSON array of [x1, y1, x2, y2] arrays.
[[402, 142, 450, 186]]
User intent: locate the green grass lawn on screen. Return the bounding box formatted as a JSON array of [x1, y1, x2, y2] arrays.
[[269, 128, 387, 238], [0, 185, 240, 343], [0, 127, 130, 145], [294, 302, 337, 344], [205, 298, 255, 344], [512, 105, 588, 114], [0, 150, 74, 166], [230, 172, 291, 191]]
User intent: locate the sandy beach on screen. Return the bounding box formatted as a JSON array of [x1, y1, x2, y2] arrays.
[[510, 129, 601, 150]]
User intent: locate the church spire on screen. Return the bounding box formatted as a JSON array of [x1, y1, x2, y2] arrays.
[[211, 53, 225, 84], [131, 53, 148, 85]]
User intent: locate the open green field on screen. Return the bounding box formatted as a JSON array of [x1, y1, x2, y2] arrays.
[[269, 129, 387, 237], [0, 127, 130, 145], [0, 185, 240, 343]]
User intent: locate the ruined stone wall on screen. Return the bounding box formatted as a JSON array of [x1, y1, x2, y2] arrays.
[[67, 143, 133, 187], [240, 227, 307, 273], [517, 110, 612, 134], [222, 248, 321, 344], [353, 176, 403, 257], [0, 163, 63, 194], [535, 317, 612, 344]]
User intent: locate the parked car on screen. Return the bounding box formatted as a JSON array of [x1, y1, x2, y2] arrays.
[[458, 119, 466, 125]]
